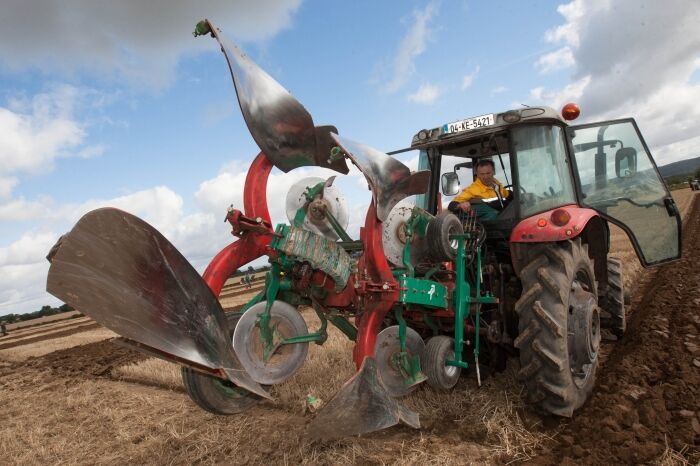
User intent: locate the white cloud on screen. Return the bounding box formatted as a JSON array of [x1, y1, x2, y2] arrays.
[[380, 1, 439, 94], [461, 65, 480, 90], [0, 1, 303, 90], [0, 231, 61, 315], [0, 87, 84, 176], [0, 262, 60, 316], [0, 197, 51, 222], [0, 84, 106, 195], [195, 164, 347, 226], [0, 177, 18, 200], [0, 186, 214, 315], [535, 46, 574, 74], [57, 186, 186, 237], [531, 0, 700, 164], [529, 75, 591, 109], [491, 86, 509, 95], [0, 231, 57, 268], [544, 0, 587, 47], [408, 83, 441, 104]]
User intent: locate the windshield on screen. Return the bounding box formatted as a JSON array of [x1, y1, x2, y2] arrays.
[[514, 125, 576, 217]]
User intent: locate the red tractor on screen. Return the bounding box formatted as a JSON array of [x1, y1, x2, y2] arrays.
[[46, 20, 681, 440]]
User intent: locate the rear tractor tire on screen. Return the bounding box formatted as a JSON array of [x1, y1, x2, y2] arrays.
[[599, 257, 626, 339], [181, 312, 261, 415], [514, 238, 600, 417], [421, 336, 461, 390]]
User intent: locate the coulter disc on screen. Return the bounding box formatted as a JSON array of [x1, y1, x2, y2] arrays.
[[233, 301, 309, 385], [382, 200, 431, 267], [375, 325, 426, 397], [285, 177, 349, 241]]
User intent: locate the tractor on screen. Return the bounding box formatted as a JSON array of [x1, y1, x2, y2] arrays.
[[45, 20, 682, 440]]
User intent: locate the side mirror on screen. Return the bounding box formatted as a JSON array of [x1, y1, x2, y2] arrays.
[[615, 147, 637, 178], [441, 172, 460, 195]]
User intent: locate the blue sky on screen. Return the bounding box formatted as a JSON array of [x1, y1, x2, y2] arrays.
[[1, 0, 699, 316]]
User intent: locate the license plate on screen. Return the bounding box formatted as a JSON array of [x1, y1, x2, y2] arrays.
[[443, 114, 495, 134]]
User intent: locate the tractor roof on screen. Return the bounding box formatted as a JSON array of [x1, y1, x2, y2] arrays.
[[406, 106, 566, 155]]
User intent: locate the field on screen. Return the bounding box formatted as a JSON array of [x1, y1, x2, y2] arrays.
[[0, 190, 698, 465]]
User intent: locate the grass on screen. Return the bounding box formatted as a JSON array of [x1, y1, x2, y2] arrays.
[[657, 436, 692, 466]]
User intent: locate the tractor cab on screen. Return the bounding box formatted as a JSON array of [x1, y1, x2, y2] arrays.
[[406, 105, 681, 267], [409, 108, 578, 239]]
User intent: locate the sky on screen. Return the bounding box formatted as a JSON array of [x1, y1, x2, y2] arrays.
[[1, 0, 699, 316]]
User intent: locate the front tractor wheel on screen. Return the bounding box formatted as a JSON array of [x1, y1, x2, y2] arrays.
[[514, 238, 600, 417]]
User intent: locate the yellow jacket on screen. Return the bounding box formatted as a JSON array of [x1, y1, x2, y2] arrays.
[[453, 178, 510, 205]]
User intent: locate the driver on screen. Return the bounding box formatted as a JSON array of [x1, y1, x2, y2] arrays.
[[448, 159, 511, 220]]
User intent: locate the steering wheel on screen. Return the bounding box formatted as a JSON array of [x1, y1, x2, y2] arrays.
[[505, 184, 527, 195]]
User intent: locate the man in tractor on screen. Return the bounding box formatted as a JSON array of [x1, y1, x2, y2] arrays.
[[448, 159, 511, 220]]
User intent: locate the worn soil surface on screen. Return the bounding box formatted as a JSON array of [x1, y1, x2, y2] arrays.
[[534, 196, 700, 464]]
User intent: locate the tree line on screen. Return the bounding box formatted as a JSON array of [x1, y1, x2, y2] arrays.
[[1, 303, 75, 324]]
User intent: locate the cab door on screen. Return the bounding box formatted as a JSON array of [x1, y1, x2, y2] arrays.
[[568, 119, 681, 266]]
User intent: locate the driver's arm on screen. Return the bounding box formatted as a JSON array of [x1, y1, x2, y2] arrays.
[[449, 184, 476, 212]]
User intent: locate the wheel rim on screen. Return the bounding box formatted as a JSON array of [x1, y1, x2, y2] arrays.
[[567, 274, 600, 389], [447, 223, 459, 251], [443, 349, 458, 378], [233, 302, 308, 385]]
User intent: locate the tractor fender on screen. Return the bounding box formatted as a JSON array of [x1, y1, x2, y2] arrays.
[[509, 205, 609, 280], [509, 204, 599, 243]]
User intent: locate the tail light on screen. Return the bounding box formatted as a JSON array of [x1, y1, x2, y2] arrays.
[[551, 209, 571, 226]]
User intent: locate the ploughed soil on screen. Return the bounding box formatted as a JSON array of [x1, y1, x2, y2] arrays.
[[535, 196, 700, 464], [0, 339, 147, 381], [23, 339, 148, 378]]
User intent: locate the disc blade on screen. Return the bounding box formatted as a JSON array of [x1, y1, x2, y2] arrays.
[[285, 176, 349, 240], [46, 207, 269, 399]]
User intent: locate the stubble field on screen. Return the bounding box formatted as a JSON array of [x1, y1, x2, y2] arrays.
[[0, 189, 698, 465]]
